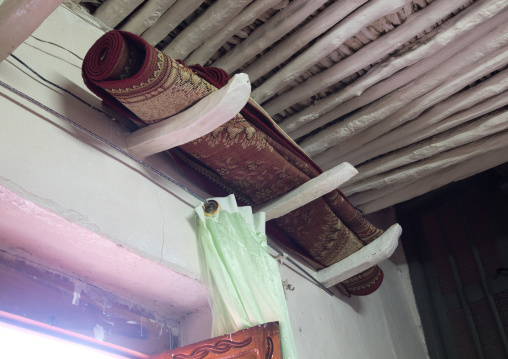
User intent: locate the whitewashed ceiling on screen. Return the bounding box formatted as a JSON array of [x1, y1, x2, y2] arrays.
[[77, 0, 508, 213]]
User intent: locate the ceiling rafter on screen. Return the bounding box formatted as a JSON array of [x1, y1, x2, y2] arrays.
[[80, 0, 508, 213]]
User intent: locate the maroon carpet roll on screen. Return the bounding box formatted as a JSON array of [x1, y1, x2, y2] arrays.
[[82, 30, 385, 296]]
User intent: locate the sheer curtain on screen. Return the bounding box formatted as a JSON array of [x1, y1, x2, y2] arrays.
[[195, 195, 298, 358]]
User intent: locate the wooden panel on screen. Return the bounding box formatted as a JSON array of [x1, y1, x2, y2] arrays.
[[152, 322, 281, 359]]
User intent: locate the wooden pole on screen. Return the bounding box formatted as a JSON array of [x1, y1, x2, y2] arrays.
[[357, 145, 508, 213], [346, 130, 508, 197], [242, 0, 368, 83], [345, 70, 508, 168], [0, 0, 65, 63], [258, 0, 472, 113], [141, 0, 204, 46], [121, 0, 177, 35], [302, 23, 508, 160], [211, 0, 329, 73], [162, 0, 253, 60], [343, 111, 508, 196], [251, 0, 407, 107], [316, 43, 508, 170], [280, 3, 508, 138], [93, 0, 144, 28], [185, 0, 280, 66]]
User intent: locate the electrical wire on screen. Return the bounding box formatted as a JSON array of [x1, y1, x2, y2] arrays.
[[10, 54, 114, 121], [0, 79, 209, 205], [29, 35, 83, 60], [5, 53, 335, 296]]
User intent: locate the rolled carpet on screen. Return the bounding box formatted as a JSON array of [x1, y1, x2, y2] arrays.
[[82, 30, 384, 296]]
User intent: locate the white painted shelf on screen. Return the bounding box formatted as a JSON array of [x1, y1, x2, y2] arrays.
[[254, 162, 358, 221], [124, 73, 401, 290], [126, 73, 251, 158], [317, 223, 402, 288]]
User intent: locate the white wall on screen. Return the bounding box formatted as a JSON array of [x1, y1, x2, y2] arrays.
[[0, 4, 210, 321], [281, 257, 428, 358], [0, 5, 428, 358], [175, 248, 429, 358], [0, 5, 206, 279]]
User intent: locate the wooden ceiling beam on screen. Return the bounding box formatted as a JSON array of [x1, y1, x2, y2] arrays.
[[242, 0, 368, 83], [314, 41, 508, 168], [121, 0, 177, 35], [346, 129, 508, 202], [286, 29, 479, 140], [303, 23, 508, 159], [185, 0, 280, 66], [356, 145, 508, 214], [141, 0, 204, 46], [211, 0, 329, 73], [259, 0, 472, 115], [251, 0, 405, 107], [343, 111, 508, 197], [345, 69, 508, 168], [94, 0, 144, 28], [280, 0, 508, 138], [162, 0, 253, 60], [0, 0, 64, 63]]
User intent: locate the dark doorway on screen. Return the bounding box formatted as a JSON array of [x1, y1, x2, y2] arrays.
[[398, 165, 508, 359]]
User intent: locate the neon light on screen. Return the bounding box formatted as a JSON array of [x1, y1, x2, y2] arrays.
[[0, 321, 129, 359]]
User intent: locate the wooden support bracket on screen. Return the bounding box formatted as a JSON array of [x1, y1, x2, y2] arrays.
[[317, 223, 402, 288], [254, 162, 358, 221], [123, 69, 400, 288], [126, 73, 251, 158]]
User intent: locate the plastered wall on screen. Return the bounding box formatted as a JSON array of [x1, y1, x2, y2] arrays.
[[0, 5, 428, 358], [178, 247, 429, 358]]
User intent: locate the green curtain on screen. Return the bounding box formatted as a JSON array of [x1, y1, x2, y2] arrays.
[[195, 195, 298, 358]]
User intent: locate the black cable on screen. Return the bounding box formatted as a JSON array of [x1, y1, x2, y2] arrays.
[[0, 79, 210, 205], [29, 35, 83, 60], [4, 55, 336, 296], [10, 54, 114, 121]]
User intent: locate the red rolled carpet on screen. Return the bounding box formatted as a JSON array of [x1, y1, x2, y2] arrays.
[[82, 31, 384, 296]]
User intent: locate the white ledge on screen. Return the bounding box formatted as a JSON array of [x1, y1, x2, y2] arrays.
[[317, 224, 402, 288], [123, 72, 398, 288], [254, 162, 358, 221], [126, 73, 251, 158]]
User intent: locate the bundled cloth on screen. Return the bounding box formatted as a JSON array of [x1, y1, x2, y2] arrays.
[[82, 30, 384, 296]]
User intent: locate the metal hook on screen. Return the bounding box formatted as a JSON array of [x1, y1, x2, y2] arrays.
[[203, 200, 219, 216]]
